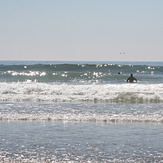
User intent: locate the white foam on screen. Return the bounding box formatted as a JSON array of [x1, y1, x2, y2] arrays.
[[0, 82, 162, 103], [0, 113, 162, 124]]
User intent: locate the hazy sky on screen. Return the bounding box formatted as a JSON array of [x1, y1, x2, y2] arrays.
[[0, 0, 163, 61]]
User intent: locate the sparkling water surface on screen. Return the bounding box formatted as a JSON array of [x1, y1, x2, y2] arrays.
[[0, 121, 163, 162], [0, 61, 163, 162]]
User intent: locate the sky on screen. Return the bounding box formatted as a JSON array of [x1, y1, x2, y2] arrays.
[[0, 0, 163, 61]]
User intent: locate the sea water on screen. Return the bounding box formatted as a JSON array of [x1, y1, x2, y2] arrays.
[[0, 61, 163, 162]]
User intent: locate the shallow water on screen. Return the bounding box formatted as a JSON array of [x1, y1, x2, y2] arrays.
[[0, 102, 163, 162], [0, 121, 163, 162], [0, 102, 162, 124]]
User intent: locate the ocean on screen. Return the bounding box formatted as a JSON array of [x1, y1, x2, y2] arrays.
[[0, 61, 163, 162]]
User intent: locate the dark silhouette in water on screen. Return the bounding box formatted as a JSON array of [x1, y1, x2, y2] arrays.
[[127, 74, 137, 83]]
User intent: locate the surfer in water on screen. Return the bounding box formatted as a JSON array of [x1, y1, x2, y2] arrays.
[[127, 74, 137, 83]]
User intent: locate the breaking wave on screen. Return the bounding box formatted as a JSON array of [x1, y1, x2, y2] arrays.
[[0, 82, 162, 104]]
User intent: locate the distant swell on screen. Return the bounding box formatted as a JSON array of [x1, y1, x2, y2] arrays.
[[0, 63, 163, 83], [0, 63, 163, 72]]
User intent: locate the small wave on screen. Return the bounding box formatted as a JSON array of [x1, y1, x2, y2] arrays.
[[0, 113, 163, 124]]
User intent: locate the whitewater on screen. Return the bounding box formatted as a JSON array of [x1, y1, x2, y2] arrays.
[[0, 82, 163, 103]]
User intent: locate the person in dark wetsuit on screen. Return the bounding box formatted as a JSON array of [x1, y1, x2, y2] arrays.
[[127, 74, 137, 83]]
